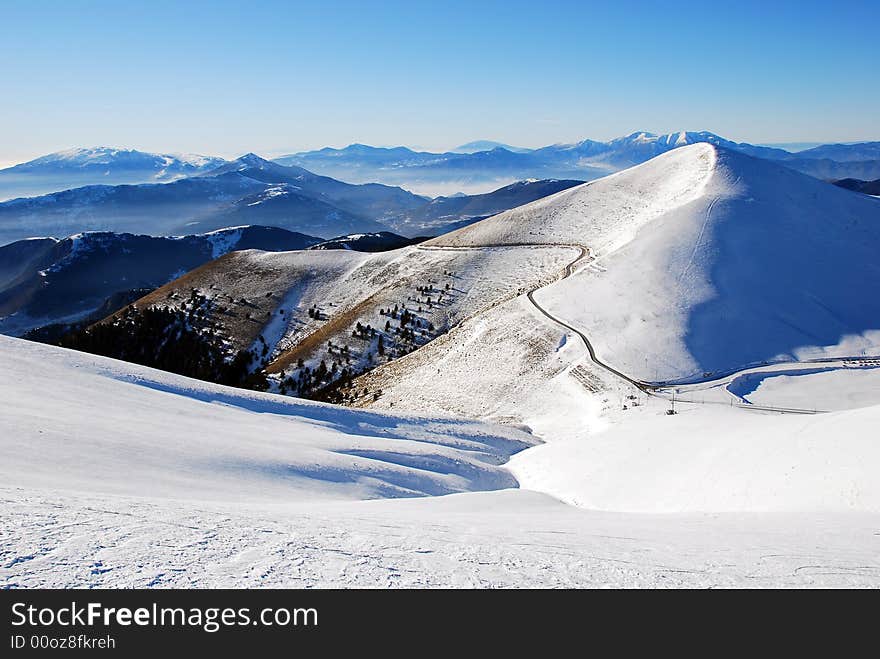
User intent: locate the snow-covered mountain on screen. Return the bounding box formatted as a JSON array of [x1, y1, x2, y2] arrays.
[[0, 174, 268, 244], [0, 147, 227, 201], [0, 226, 322, 336], [11, 147, 223, 174], [200, 153, 426, 221], [430, 143, 880, 382]]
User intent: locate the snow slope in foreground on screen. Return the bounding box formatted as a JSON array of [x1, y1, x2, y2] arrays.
[[6, 487, 879, 588], [433, 143, 880, 382], [2, 336, 879, 587], [0, 336, 536, 501]]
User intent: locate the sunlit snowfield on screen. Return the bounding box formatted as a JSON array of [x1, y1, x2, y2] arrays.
[[2, 334, 879, 588]]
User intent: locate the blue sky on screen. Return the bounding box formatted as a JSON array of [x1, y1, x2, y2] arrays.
[[0, 0, 877, 164]]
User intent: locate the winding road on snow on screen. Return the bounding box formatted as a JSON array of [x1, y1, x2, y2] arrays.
[[420, 242, 873, 415], [522, 245, 880, 414], [524, 246, 648, 391]]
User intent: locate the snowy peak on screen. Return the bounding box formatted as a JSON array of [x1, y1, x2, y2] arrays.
[[0, 147, 228, 201], [204, 153, 311, 181], [611, 130, 725, 147], [430, 142, 719, 251], [437, 142, 880, 383], [9, 147, 226, 173], [232, 152, 275, 169]]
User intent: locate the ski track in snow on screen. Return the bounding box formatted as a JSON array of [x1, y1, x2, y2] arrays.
[[3, 489, 879, 589]]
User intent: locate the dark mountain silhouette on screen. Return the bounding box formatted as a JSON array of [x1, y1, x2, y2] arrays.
[[0, 226, 321, 336]]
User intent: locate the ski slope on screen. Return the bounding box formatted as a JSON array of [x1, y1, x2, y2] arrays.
[[3, 334, 878, 587], [0, 336, 536, 501]]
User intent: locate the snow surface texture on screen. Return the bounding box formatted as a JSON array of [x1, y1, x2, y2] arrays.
[[0, 336, 535, 501], [356, 288, 880, 516], [508, 401, 880, 513], [434, 144, 880, 382], [2, 335, 878, 587], [5, 489, 879, 588], [730, 366, 880, 411]]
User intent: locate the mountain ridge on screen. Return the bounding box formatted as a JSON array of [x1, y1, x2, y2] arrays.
[[430, 143, 880, 382]]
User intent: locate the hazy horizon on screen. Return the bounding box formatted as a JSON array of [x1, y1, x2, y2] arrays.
[[2, 0, 877, 167]]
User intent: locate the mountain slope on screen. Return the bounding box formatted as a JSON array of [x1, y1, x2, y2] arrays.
[[0, 334, 534, 501], [0, 148, 226, 201], [6, 334, 879, 587], [84, 241, 575, 404], [435, 143, 880, 382], [0, 226, 322, 335]]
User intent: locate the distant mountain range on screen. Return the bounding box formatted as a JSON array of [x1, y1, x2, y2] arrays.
[[273, 143, 602, 194], [0, 154, 585, 244], [0, 147, 226, 200], [274, 132, 880, 193], [452, 141, 532, 154], [2, 132, 879, 245], [0, 154, 426, 245]]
